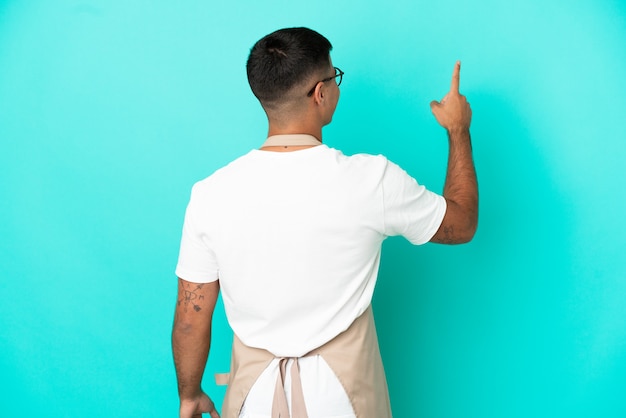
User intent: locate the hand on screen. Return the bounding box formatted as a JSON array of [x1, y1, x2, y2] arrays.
[[430, 61, 472, 133], [179, 391, 220, 418]]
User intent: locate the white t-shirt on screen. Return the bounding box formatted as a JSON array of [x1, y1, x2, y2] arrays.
[[176, 144, 446, 357], [176, 144, 446, 416]]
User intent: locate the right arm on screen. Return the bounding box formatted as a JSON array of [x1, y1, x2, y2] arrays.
[[429, 61, 478, 244], [172, 278, 221, 418]]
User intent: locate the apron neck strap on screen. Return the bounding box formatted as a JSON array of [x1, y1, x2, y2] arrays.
[[262, 134, 321, 147]]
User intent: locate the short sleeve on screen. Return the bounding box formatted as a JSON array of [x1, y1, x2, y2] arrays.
[[382, 160, 447, 245], [174, 186, 219, 283]]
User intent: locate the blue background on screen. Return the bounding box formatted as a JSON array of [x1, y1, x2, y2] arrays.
[[1, 0, 625, 417]]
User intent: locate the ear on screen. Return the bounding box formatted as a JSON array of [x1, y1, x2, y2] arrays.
[[312, 82, 325, 105]]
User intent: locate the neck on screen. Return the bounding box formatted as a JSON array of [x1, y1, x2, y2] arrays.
[[266, 109, 324, 141]]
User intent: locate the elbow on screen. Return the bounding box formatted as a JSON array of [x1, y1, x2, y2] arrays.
[[459, 222, 477, 243], [172, 315, 212, 340], [448, 224, 476, 244], [460, 211, 478, 243], [430, 210, 477, 245], [457, 201, 478, 243], [173, 320, 195, 335]]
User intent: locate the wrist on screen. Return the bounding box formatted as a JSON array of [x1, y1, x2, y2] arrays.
[[446, 126, 470, 136], [447, 128, 472, 149], [178, 386, 204, 402]]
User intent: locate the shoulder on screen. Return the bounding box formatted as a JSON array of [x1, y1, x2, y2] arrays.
[[324, 146, 390, 170], [190, 150, 258, 192]]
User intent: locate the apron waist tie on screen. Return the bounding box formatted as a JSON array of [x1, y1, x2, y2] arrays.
[[271, 357, 308, 418]]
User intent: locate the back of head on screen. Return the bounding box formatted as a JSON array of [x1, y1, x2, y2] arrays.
[[247, 27, 332, 109]]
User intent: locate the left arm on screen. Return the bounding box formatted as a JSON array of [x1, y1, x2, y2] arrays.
[[429, 61, 478, 244], [172, 278, 221, 418]]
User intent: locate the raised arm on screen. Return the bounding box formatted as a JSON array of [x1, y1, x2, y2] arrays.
[[172, 278, 221, 418], [429, 61, 478, 244]]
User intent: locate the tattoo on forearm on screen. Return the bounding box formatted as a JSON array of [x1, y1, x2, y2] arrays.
[[442, 225, 455, 244], [178, 280, 205, 312]]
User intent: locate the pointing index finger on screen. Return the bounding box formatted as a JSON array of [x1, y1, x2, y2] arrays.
[[450, 61, 461, 93]]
